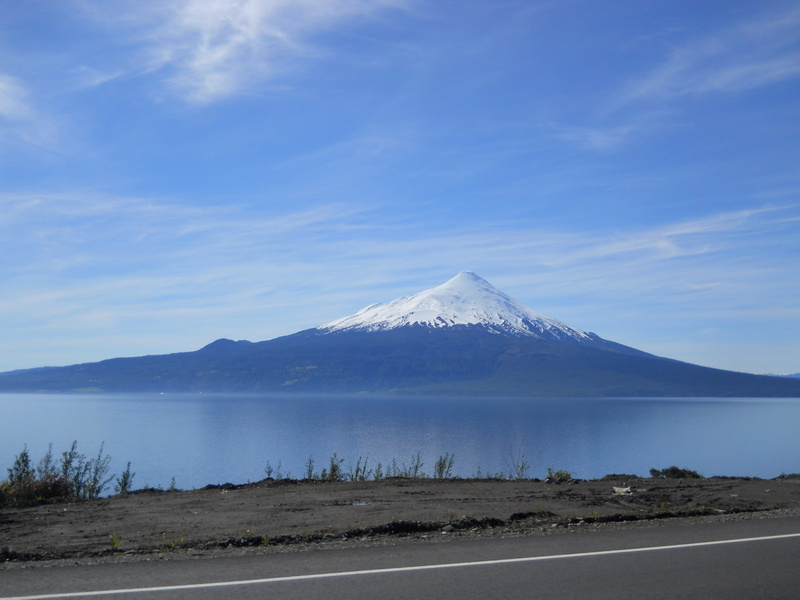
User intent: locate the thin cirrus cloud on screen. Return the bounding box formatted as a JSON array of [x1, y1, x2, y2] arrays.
[[3, 192, 792, 272], [0, 74, 56, 149], [111, 0, 411, 103], [616, 7, 800, 107], [554, 6, 800, 151], [3, 191, 795, 305], [0, 75, 31, 121]]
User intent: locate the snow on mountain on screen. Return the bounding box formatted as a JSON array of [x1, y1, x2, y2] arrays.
[[318, 271, 594, 343]]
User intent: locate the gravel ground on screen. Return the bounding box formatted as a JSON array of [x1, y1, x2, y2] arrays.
[[2, 475, 798, 566]]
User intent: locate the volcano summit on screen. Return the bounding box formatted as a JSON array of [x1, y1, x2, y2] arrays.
[[1, 272, 799, 397], [321, 271, 589, 340]]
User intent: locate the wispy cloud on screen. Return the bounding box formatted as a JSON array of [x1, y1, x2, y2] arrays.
[[69, 65, 127, 90], [547, 110, 670, 152], [89, 0, 410, 103], [615, 6, 800, 107], [3, 192, 792, 282], [3, 190, 795, 316], [554, 6, 800, 151], [0, 74, 56, 148], [0, 75, 32, 121]]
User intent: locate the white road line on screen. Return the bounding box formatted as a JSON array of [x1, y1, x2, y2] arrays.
[[4, 532, 800, 600]]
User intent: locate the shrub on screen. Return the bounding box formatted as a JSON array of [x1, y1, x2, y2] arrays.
[[509, 449, 530, 480], [109, 532, 121, 551], [433, 453, 455, 479], [2, 441, 118, 506], [30, 472, 72, 501], [347, 456, 372, 481], [546, 467, 572, 482], [0, 480, 10, 507], [5, 445, 38, 505], [85, 443, 114, 498], [304, 456, 316, 480], [7, 445, 35, 489], [321, 453, 344, 482], [115, 462, 136, 494], [403, 453, 425, 478], [649, 466, 703, 479]]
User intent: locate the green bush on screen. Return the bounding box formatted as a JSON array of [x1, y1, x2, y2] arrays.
[[546, 467, 572, 482], [0, 480, 9, 506], [347, 456, 372, 481], [321, 453, 345, 482], [433, 453, 455, 479], [2, 441, 117, 507], [304, 456, 316, 480], [115, 462, 136, 494], [649, 466, 703, 479], [401, 453, 425, 478]]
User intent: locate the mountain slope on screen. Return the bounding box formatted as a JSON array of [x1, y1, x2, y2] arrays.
[[1, 272, 799, 397]]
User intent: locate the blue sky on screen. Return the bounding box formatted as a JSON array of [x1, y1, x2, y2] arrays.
[[1, 0, 799, 375]]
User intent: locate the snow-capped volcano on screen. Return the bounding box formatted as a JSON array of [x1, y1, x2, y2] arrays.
[[5, 270, 800, 396], [319, 271, 594, 343]]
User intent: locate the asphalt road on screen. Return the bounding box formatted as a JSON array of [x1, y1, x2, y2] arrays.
[[2, 515, 799, 600]]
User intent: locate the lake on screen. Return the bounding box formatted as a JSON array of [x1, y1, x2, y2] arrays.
[[1, 393, 798, 491]]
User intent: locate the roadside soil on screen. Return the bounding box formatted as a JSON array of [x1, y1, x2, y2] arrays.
[[2, 475, 799, 564]]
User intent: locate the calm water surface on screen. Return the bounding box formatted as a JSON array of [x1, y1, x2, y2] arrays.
[[1, 393, 798, 490]]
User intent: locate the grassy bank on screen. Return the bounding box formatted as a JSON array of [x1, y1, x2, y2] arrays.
[[3, 442, 713, 508]]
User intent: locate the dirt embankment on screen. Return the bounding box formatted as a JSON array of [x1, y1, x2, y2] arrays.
[[2, 475, 799, 563]]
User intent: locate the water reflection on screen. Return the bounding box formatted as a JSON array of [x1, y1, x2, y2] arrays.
[[1, 393, 797, 489]]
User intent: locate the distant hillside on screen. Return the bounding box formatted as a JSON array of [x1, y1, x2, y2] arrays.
[[1, 326, 799, 397]]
